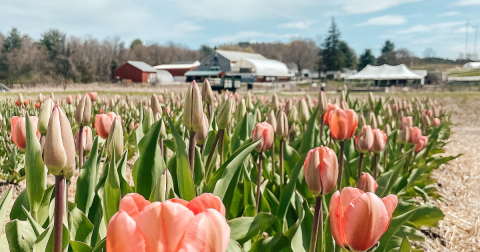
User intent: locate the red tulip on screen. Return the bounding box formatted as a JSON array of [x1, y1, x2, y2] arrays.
[[356, 173, 378, 193], [323, 103, 338, 125], [330, 187, 398, 251], [329, 108, 358, 141], [15, 100, 21, 107], [370, 129, 387, 153], [35, 102, 40, 109], [251, 122, 274, 152], [11, 116, 40, 150], [432, 118, 440, 126], [106, 193, 230, 252], [303, 146, 338, 196], [408, 126, 421, 145], [355, 125, 373, 153], [95, 112, 121, 139], [24, 100, 29, 106], [414, 136, 428, 152]]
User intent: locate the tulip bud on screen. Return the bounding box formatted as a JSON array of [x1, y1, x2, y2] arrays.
[[106, 118, 124, 161], [255, 108, 262, 123], [421, 114, 431, 128], [18, 93, 25, 104], [384, 123, 391, 136], [368, 92, 375, 108], [263, 110, 276, 131], [66, 95, 73, 105], [371, 129, 387, 153], [318, 91, 328, 115], [270, 94, 280, 112], [329, 108, 358, 141], [369, 112, 377, 129], [88, 92, 98, 102], [196, 114, 209, 146], [95, 112, 121, 139], [43, 106, 76, 179], [287, 106, 298, 125], [408, 126, 422, 145], [251, 122, 274, 152], [202, 79, 214, 105], [355, 125, 374, 153], [75, 94, 92, 126], [305, 94, 313, 108], [143, 108, 154, 134], [340, 100, 349, 110], [304, 146, 338, 196], [432, 118, 440, 126], [245, 93, 254, 112], [236, 99, 247, 122], [75, 126, 93, 153], [376, 115, 383, 128], [151, 93, 162, 116], [159, 119, 167, 139], [129, 121, 135, 131], [298, 99, 310, 124], [356, 173, 378, 193], [217, 96, 233, 130], [38, 93, 44, 103], [398, 126, 410, 144], [38, 98, 54, 134], [276, 110, 289, 140], [414, 136, 428, 152], [11, 116, 40, 150], [184, 81, 203, 132], [152, 169, 174, 202], [285, 99, 293, 115], [400, 116, 413, 130]]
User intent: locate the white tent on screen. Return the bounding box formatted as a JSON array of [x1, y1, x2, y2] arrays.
[[231, 58, 292, 77], [347, 64, 423, 80], [463, 62, 480, 69], [156, 70, 174, 84]]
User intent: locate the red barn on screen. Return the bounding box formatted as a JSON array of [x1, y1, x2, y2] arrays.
[[153, 61, 200, 82], [114, 61, 157, 83]]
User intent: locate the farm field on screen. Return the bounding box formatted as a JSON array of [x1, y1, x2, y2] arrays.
[[0, 87, 478, 252]]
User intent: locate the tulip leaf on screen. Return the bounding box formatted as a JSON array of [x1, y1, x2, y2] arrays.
[[0, 235, 9, 252], [70, 241, 93, 252], [376, 156, 406, 198], [10, 188, 30, 221], [92, 238, 106, 252], [25, 115, 46, 216], [133, 119, 165, 199], [167, 117, 196, 201], [32, 224, 70, 252], [212, 139, 260, 200], [68, 204, 94, 245], [0, 187, 13, 229], [396, 225, 425, 241], [299, 106, 319, 155], [228, 212, 276, 244], [277, 154, 307, 221], [103, 151, 120, 224], [87, 194, 106, 248], [5, 220, 37, 252], [407, 203, 444, 228], [227, 239, 245, 252], [117, 150, 133, 197], [75, 137, 100, 216], [377, 208, 417, 252], [21, 206, 44, 237]]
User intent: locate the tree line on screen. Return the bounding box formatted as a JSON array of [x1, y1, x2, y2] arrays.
[[0, 18, 468, 85]]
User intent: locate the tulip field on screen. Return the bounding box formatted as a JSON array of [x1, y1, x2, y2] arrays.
[[0, 81, 466, 252]]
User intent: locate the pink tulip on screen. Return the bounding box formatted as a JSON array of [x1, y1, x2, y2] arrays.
[[400, 116, 413, 130], [323, 103, 338, 126], [414, 136, 428, 152], [66, 95, 73, 105], [303, 146, 338, 196], [408, 126, 421, 145], [88, 92, 98, 102], [356, 173, 378, 193], [329, 108, 358, 141], [10, 116, 40, 150], [95, 112, 121, 139], [106, 193, 230, 252], [432, 118, 440, 126], [330, 187, 398, 251], [355, 125, 373, 153], [251, 122, 274, 152], [370, 129, 387, 153]]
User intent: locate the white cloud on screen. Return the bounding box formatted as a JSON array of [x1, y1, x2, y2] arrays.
[[278, 21, 314, 30], [356, 15, 407, 26], [336, 0, 421, 14], [209, 31, 298, 44], [438, 11, 460, 17], [454, 0, 480, 6], [393, 22, 464, 35]]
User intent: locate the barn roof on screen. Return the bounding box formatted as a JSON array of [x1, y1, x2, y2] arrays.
[[215, 50, 266, 62], [233, 58, 292, 77], [347, 64, 423, 80], [154, 61, 200, 70], [127, 61, 157, 72]]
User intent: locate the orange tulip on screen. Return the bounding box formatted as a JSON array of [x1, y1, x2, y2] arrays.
[[323, 103, 338, 126], [106, 193, 230, 252], [303, 146, 338, 196], [408, 126, 421, 145], [35, 102, 40, 109], [370, 129, 387, 153], [10, 116, 40, 150], [355, 125, 373, 153], [330, 187, 397, 252], [251, 122, 274, 152], [95, 112, 121, 139], [414, 136, 428, 152], [329, 108, 358, 141], [356, 173, 378, 193], [24, 100, 29, 106]]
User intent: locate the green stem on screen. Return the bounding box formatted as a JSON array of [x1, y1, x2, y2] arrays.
[[337, 141, 345, 191], [188, 131, 196, 179], [271, 144, 275, 182], [309, 196, 323, 252], [357, 153, 364, 182], [255, 153, 263, 215], [279, 139, 284, 188], [373, 153, 379, 180], [53, 175, 65, 252], [205, 129, 224, 180]]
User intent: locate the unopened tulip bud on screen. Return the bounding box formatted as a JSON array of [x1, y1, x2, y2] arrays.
[[245, 93, 254, 112], [400, 116, 413, 130], [75, 126, 93, 153], [414, 136, 428, 152], [44, 106, 76, 179], [276, 110, 289, 140], [38, 98, 54, 134], [129, 121, 135, 131], [369, 112, 377, 129], [384, 123, 391, 136], [356, 173, 378, 193], [377, 115, 383, 127], [106, 119, 123, 161], [398, 126, 410, 144], [329, 108, 358, 141], [371, 129, 387, 153], [318, 91, 328, 115], [217, 97, 233, 130], [298, 99, 310, 124], [266, 110, 277, 130], [75, 94, 92, 126], [368, 92, 375, 108], [355, 125, 373, 153], [184, 81, 203, 132], [66, 95, 73, 105], [271, 94, 280, 112], [340, 100, 349, 110], [202, 79, 214, 105], [341, 90, 346, 102], [143, 108, 154, 134], [88, 92, 98, 102], [95, 112, 121, 139], [288, 106, 298, 125], [305, 94, 313, 108], [285, 99, 293, 115], [252, 122, 274, 152], [255, 108, 262, 123], [408, 127, 421, 145], [18, 93, 25, 104], [304, 146, 338, 196], [38, 93, 44, 103], [151, 93, 162, 116], [358, 114, 366, 127], [432, 118, 440, 126], [236, 99, 247, 122], [152, 169, 174, 202], [196, 114, 209, 146]]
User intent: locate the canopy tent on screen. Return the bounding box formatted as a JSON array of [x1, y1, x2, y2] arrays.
[[231, 58, 293, 77], [463, 62, 480, 69], [347, 64, 423, 80]]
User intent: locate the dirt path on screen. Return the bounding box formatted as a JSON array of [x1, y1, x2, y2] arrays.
[[419, 94, 480, 251]]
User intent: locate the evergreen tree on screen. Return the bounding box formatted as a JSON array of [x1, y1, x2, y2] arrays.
[[381, 40, 395, 54], [378, 40, 397, 65], [319, 17, 342, 71], [358, 49, 376, 70], [339, 41, 357, 69], [130, 39, 143, 49], [39, 29, 66, 60], [2, 28, 22, 53]]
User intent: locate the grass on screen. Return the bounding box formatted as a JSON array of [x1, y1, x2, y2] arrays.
[[447, 69, 480, 77]]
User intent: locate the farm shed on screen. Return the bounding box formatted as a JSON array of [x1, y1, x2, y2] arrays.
[[114, 61, 157, 83], [231, 58, 292, 81]]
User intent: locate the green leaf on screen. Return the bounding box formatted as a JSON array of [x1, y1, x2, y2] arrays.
[[133, 119, 166, 199], [76, 137, 100, 216], [377, 209, 417, 252], [399, 238, 412, 252], [0, 187, 13, 229], [5, 220, 37, 252], [10, 188, 29, 221], [70, 241, 93, 252], [227, 239, 245, 252], [21, 206, 44, 237], [299, 106, 319, 155], [68, 204, 94, 245], [277, 154, 306, 221], [408, 204, 444, 228], [92, 238, 106, 252], [32, 224, 70, 252], [376, 156, 406, 198], [25, 115, 46, 215], [228, 213, 276, 244], [103, 152, 120, 224], [213, 139, 260, 200], [396, 225, 425, 241], [117, 150, 133, 197], [0, 234, 10, 252], [167, 117, 196, 201]]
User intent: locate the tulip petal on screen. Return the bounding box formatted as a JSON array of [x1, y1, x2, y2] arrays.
[[304, 148, 322, 196], [178, 209, 230, 252], [329, 191, 347, 249], [119, 193, 151, 218], [135, 201, 194, 252], [95, 114, 112, 139], [382, 194, 398, 220], [319, 147, 338, 195], [345, 109, 358, 139], [44, 109, 67, 175], [186, 193, 226, 216], [339, 187, 363, 210], [343, 192, 389, 251], [168, 198, 189, 207], [330, 109, 348, 141], [106, 210, 146, 252]]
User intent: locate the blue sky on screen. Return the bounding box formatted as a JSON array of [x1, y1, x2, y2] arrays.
[[1, 0, 479, 59]]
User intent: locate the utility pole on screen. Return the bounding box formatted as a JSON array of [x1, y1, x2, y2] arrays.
[[474, 25, 478, 59], [465, 20, 469, 59]]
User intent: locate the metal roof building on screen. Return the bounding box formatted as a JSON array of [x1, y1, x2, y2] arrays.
[[154, 61, 200, 81], [114, 61, 157, 83], [231, 58, 291, 77]]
